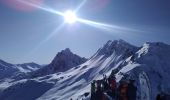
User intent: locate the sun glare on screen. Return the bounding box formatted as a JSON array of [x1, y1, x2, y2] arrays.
[[64, 10, 77, 24]]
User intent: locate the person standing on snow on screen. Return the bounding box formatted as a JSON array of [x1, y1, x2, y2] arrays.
[[108, 74, 117, 98], [127, 79, 137, 100], [103, 74, 110, 91], [91, 80, 96, 100], [110, 75, 117, 98], [96, 80, 103, 100], [156, 94, 162, 100], [118, 80, 129, 100]]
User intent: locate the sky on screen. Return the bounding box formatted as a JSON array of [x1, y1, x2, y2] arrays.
[[0, 0, 170, 64]]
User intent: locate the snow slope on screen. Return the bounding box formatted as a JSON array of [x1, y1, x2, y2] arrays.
[[36, 40, 139, 100], [37, 40, 170, 100], [0, 40, 170, 100], [16, 63, 42, 73]]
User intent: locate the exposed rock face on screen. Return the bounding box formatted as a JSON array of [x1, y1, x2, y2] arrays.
[[49, 48, 87, 72]]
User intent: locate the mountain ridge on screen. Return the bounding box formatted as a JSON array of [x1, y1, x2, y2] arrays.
[[0, 40, 170, 100], [0, 59, 42, 80], [30, 48, 87, 77]]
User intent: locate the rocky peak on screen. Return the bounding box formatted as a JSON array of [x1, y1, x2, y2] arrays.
[[49, 48, 87, 72], [96, 39, 138, 57]]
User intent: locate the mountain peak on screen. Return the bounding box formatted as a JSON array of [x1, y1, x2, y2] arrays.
[[107, 39, 134, 48], [95, 39, 138, 57], [106, 39, 129, 44], [50, 48, 87, 72], [104, 39, 128, 48], [31, 48, 87, 76], [61, 48, 71, 54]]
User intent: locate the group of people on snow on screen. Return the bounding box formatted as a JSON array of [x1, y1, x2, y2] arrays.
[[90, 72, 137, 100], [156, 93, 170, 100]]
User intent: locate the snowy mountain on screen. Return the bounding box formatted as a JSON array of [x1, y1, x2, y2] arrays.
[[92, 39, 138, 58], [0, 40, 170, 100], [0, 60, 41, 80], [36, 40, 140, 100], [0, 60, 19, 81], [133, 42, 170, 99], [31, 48, 87, 77], [16, 63, 42, 73]]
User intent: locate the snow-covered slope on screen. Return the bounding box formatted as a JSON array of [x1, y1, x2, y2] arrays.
[[16, 63, 42, 73], [0, 40, 170, 100], [0, 60, 19, 81], [134, 42, 170, 100], [0, 79, 54, 100], [37, 40, 170, 100], [36, 40, 139, 100], [108, 42, 170, 100], [0, 60, 41, 80]]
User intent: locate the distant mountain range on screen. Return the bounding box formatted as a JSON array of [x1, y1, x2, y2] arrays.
[[0, 39, 170, 100], [0, 60, 41, 80]]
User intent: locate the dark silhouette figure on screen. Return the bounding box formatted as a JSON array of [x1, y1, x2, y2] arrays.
[[96, 80, 103, 100], [108, 75, 116, 98], [127, 80, 137, 100], [156, 93, 170, 100], [118, 81, 128, 100], [156, 94, 162, 100], [90, 80, 96, 100]]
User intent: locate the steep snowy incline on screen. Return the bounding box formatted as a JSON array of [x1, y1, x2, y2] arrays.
[[38, 41, 170, 100], [115, 42, 170, 100], [91, 39, 138, 60], [37, 40, 139, 100], [136, 42, 170, 100]]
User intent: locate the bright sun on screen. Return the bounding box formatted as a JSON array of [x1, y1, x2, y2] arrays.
[[64, 10, 77, 24]]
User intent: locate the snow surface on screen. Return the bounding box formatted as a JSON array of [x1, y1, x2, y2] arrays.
[[0, 40, 170, 100]]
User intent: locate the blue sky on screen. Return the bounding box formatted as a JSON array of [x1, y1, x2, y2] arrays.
[[0, 0, 170, 64]]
